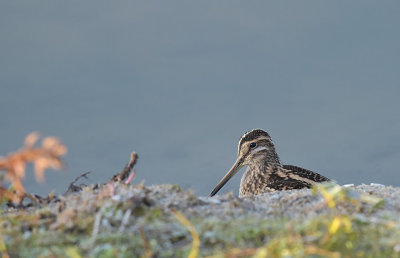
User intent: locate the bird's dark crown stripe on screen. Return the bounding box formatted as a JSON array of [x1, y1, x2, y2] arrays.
[[238, 129, 271, 149]]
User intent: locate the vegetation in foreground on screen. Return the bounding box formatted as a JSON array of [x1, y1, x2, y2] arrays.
[[0, 132, 67, 204], [1, 182, 400, 257], [1, 134, 400, 257]]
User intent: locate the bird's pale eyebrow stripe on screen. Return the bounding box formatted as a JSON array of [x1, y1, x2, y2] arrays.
[[251, 146, 268, 153]]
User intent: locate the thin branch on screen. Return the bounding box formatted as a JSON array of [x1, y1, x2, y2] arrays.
[[64, 171, 92, 195], [109, 153, 138, 183]]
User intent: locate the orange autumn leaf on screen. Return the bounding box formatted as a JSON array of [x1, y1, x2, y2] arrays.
[[0, 132, 67, 203]]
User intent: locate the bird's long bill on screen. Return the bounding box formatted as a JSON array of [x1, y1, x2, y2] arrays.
[[209, 159, 243, 197]]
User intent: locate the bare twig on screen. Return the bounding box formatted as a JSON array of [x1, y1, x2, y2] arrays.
[[124, 169, 136, 184], [109, 153, 138, 183], [64, 171, 92, 195]]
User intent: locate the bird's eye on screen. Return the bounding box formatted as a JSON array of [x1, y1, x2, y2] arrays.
[[250, 142, 257, 148]]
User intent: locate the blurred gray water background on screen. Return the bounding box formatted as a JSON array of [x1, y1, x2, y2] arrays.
[[1, 1, 399, 196]]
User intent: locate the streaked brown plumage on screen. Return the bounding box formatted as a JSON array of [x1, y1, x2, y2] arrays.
[[210, 129, 330, 197]]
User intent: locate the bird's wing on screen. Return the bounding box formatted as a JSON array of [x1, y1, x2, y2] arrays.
[[264, 176, 313, 191], [283, 164, 330, 183]]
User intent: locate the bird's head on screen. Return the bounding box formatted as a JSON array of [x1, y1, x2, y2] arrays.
[[209, 129, 279, 197]]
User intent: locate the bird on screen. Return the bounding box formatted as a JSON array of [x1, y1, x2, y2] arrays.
[[209, 129, 330, 197]]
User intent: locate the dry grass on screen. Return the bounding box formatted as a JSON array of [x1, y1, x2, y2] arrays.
[[1, 182, 399, 257], [0, 133, 399, 257], [0, 132, 67, 204], [171, 208, 200, 258]]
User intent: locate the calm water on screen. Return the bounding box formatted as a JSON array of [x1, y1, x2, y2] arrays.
[[1, 1, 400, 196]]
